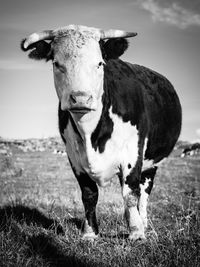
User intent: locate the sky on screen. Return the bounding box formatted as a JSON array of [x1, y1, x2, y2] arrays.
[[0, 0, 200, 141]]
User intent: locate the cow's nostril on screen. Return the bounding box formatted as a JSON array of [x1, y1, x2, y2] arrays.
[[86, 95, 93, 104], [70, 92, 93, 107], [70, 94, 77, 104]]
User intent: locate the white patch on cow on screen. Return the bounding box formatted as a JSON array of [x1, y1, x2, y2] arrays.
[[83, 108, 139, 186], [142, 137, 154, 170], [125, 206, 145, 240], [139, 178, 151, 228], [122, 184, 145, 240], [142, 137, 165, 171], [142, 159, 154, 171], [82, 219, 98, 240], [108, 108, 139, 179], [190, 150, 194, 156], [122, 184, 132, 198], [63, 106, 139, 187]]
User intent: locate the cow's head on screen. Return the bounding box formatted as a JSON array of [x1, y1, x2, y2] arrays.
[[21, 25, 137, 124]]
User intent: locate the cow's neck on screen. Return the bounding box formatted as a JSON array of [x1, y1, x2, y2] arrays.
[[69, 83, 114, 153], [70, 100, 104, 140]]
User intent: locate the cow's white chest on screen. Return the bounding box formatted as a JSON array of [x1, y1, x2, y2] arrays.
[[63, 111, 139, 187]]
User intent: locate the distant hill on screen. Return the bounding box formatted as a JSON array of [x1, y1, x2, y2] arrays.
[[0, 136, 64, 153]]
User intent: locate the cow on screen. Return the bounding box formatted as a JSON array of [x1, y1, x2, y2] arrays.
[[21, 25, 182, 241], [181, 143, 200, 157]]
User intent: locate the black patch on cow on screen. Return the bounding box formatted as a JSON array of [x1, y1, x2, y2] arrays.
[[91, 82, 114, 153], [58, 103, 69, 144], [67, 157, 99, 235], [191, 143, 200, 150], [128, 163, 132, 169], [99, 40, 107, 60], [105, 62, 145, 127], [58, 103, 83, 145], [91, 61, 147, 154], [74, 170, 99, 235], [91, 112, 113, 153], [140, 68, 182, 163], [125, 158, 143, 196], [101, 38, 129, 60], [103, 61, 181, 163], [21, 39, 52, 61], [124, 131, 147, 196], [140, 166, 158, 194]]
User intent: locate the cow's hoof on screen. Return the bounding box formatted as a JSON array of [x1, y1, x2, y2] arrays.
[[128, 231, 146, 242], [82, 232, 98, 241]]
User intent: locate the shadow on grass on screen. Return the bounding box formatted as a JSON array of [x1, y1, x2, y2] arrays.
[[65, 217, 83, 230], [0, 204, 96, 267], [0, 204, 64, 234], [27, 233, 91, 267]]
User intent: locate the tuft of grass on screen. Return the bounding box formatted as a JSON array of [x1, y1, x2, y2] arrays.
[[0, 154, 22, 178]]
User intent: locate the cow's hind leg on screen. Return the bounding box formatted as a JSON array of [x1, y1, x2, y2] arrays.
[[121, 171, 145, 241], [138, 166, 157, 229], [76, 173, 99, 240]]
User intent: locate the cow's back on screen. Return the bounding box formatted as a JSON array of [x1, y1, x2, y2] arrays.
[[105, 60, 182, 163]]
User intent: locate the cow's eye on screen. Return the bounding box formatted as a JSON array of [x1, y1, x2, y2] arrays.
[[53, 61, 65, 73], [97, 61, 105, 69], [53, 61, 59, 68]]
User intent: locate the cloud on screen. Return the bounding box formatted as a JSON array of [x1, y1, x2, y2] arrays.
[[138, 0, 200, 29]]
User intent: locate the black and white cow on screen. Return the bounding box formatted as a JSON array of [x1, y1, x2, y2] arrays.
[[21, 25, 182, 241], [181, 143, 200, 157]]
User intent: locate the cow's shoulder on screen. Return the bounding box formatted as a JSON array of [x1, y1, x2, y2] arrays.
[[104, 60, 147, 127], [105, 60, 174, 92]]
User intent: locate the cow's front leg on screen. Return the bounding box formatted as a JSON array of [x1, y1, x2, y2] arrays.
[[122, 172, 145, 241], [76, 173, 99, 240], [138, 166, 157, 228]]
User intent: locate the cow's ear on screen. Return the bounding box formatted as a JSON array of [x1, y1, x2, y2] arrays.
[[20, 40, 52, 61], [102, 38, 129, 60]]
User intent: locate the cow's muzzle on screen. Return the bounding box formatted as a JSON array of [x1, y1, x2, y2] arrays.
[[69, 91, 93, 113]]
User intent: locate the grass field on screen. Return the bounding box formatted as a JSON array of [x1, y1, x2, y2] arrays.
[[0, 142, 200, 267]]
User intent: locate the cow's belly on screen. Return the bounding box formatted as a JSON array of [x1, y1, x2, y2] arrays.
[[63, 112, 139, 187]]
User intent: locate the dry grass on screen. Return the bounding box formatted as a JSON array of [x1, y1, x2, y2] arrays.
[[0, 146, 200, 266]]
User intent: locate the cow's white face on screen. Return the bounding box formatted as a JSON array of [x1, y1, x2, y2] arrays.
[[22, 25, 136, 134], [52, 32, 105, 124]]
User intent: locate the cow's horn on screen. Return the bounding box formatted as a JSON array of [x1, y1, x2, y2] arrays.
[[22, 25, 80, 49], [23, 30, 54, 50], [100, 29, 137, 39], [23, 26, 138, 49]]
